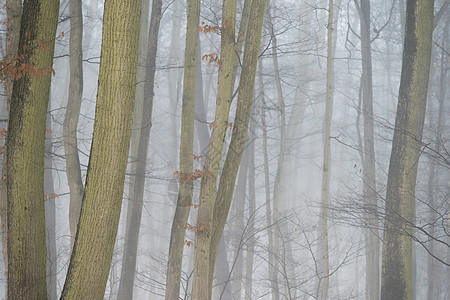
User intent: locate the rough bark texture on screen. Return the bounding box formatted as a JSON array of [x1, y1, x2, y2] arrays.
[[165, 0, 200, 299], [6, 0, 59, 298], [64, 0, 84, 249], [118, 0, 161, 298], [381, 1, 434, 299], [208, 1, 266, 296], [0, 0, 22, 275], [191, 0, 236, 298], [60, 0, 141, 298]]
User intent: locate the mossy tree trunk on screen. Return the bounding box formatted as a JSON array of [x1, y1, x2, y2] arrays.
[[165, 0, 200, 299], [6, 0, 59, 298], [381, 0, 434, 299], [59, 0, 141, 298]]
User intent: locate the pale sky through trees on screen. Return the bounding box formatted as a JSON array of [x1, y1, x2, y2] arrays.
[[0, 0, 448, 299]]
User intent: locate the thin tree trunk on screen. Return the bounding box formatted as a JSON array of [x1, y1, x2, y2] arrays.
[[354, 0, 380, 298], [118, 0, 161, 298], [317, 0, 333, 298], [64, 0, 84, 250], [165, 0, 201, 298], [45, 96, 57, 300], [230, 149, 249, 297], [60, 0, 141, 297], [381, 1, 434, 299], [191, 0, 236, 298], [6, 0, 60, 298], [259, 61, 280, 300]]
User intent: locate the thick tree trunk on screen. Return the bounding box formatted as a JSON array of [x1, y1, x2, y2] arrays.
[[381, 1, 434, 299], [60, 0, 141, 297], [6, 0, 60, 298], [118, 0, 161, 298], [64, 0, 84, 250], [165, 0, 200, 298]]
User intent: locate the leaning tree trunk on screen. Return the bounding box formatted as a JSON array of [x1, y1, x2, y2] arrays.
[[6, 0, 60, 298], [165, 0, 201, 298], [381, 1, 434, 299], [117, 0, 161, 298], [60, 0, 141, 298]]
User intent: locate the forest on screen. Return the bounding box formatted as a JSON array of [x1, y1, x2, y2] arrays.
[[0, 0, 448, 299]]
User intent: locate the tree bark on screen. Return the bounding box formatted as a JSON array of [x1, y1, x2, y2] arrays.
[[381, 1, 434, 299], [6, 0, 60, 298], [60, 0, 141, 297]]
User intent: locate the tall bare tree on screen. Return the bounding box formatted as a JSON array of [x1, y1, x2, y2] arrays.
[[381, 0, 434, 299]]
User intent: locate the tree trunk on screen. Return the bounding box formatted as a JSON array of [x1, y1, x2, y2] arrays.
[[381, 1, 434, 299], [6, 0, 60, 298], [317, 0, 333, 298], [118, 0, 161, 298], [165, 0, 200, 298], [354, 0, 380, 298], [45, 96, 57, 300], [60, 0, 141, 297], [0, 0, 22, 277], [259, 61, 280, 300], [191, 0, 236, 298], [64, 0, 84, 250], [245, 131, 256, 300]]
